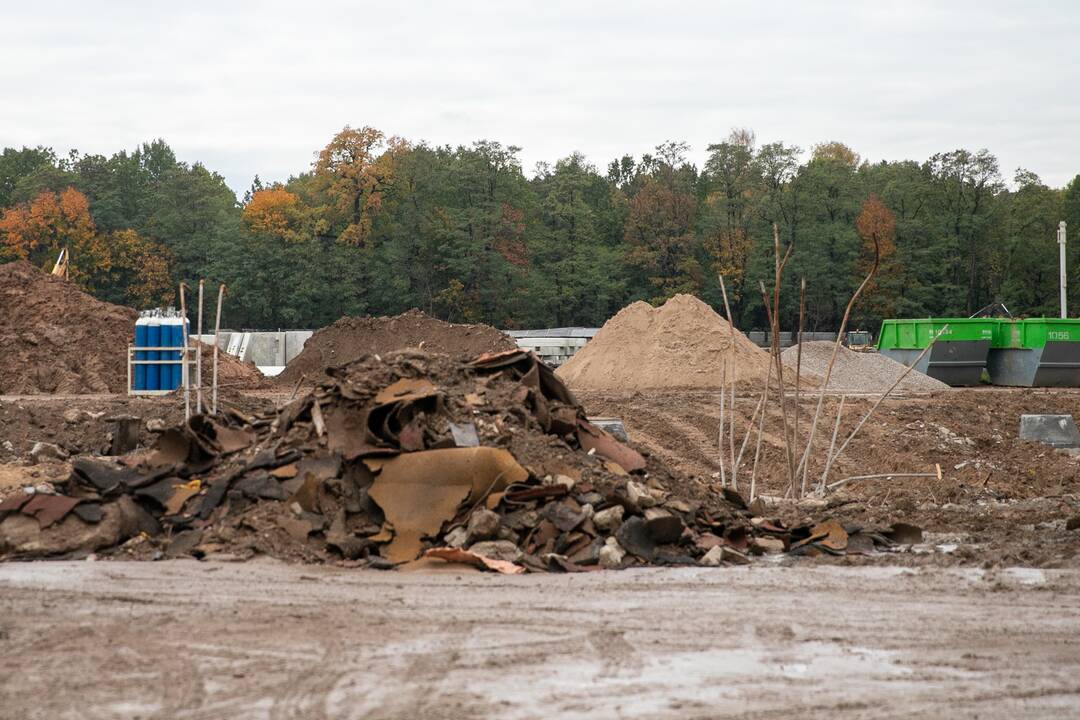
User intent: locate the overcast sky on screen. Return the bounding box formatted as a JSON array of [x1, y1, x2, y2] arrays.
[[3, 0, 1078, 195]]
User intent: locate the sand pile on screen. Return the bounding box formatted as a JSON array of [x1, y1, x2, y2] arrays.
[[782, 341, 948, 394], [276, 309, 518, 385], [0, 348, 909, 567], [556, 294, 772, 391], [0, 261, 138, 394], [0, 261, 264, 394]]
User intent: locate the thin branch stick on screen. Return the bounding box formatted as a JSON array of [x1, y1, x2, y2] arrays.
[[795, 277, 806, 490], [759, 278, 796, 496], [820, 394, 846, 489], [796, 233, 880, 486], [212, 283, 225, 415], [826, 472, 937, 492], [768, 224, 797, 493], [196, 279, 205, 415], [820, 324, 950, 488], [749, 357, 774, 503], [717, 359, 727, 488], [718, 275, 738, 489], [178, 282, 190, 421], [734, 389, 765, 477]]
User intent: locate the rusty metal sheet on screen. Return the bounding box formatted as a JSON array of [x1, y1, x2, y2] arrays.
[[20, 494, 81, 528], [374, 378, 440, 405], [423, 547, 525, 574], [576, 419, 646, 472], [367, 447, 528, 564], [468, 348, 531, 369], [504, 484, 569, 504], [324, 403, 395, 460], [164, 479, 202, 515]]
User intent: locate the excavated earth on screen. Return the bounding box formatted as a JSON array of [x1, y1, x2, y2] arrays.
[[276, 309, 518, 386], [0, 260, 265, 394]]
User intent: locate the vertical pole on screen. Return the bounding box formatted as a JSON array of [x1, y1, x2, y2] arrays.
[[179, 283, 190, 420], [212, 283, 225, 415], [1060, 221, 1068, 319], [196, 280, 205, 414]]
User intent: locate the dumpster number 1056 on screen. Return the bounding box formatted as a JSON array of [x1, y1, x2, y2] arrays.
[[1048, 331, 1072, 340]]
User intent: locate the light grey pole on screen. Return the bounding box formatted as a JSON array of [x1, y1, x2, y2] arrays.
[[1059, 221, 1068, 319]]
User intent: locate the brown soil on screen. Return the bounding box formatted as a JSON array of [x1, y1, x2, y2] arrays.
[[556, 294, 774, 392], [0, 261, 265, 394], [0, 261, 137, 394], [578, 386, 1080, 567], [276, 309, 518, 386]]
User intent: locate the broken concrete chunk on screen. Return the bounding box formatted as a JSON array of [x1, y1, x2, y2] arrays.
[[626, 481, 657, 509], [750, 537, 786, 555], [467, 540, 523, 563], [29, 442, 67, 464], [598, 537, 626, 568], [616, 516, 657, 560], [643, 510, 685, 544], [444, 526, 468, 549], [593, 505, 624, 532], [466, 508, 501, 543]]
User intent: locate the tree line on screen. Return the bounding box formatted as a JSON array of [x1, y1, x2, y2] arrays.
[[2, 129, 1078, 333]]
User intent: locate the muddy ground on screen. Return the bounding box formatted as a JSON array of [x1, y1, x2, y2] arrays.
[[1, 560, 1079, 719]]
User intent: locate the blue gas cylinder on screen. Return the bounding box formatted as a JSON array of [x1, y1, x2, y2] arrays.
[[134, 312, 149, 391], [146, 314, 161, 391]]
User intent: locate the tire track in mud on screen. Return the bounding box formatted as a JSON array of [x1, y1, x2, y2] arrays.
[[625, 404, 721, 478]]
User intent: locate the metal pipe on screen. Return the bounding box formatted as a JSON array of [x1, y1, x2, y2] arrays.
[[178, 283, 190, 420], [196, 280, 204, 414], [212, 283, 225, 415], [1060, 221, 1068, 319]]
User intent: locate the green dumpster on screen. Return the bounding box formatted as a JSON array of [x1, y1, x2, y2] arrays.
[[876, 319, 995, 386], [986, 318, 1080, 387]]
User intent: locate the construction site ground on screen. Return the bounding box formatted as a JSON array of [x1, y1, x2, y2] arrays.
[[2, 386, 1079, 717], [2, 560, 1078, 719]]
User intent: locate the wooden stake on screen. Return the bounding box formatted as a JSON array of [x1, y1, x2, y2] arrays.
[[196, 279, 204, 415], [178, 282, 190, 421], [718, 275, 738, 489], [212, 283, 225, 415]]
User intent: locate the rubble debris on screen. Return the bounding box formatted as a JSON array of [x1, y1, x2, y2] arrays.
[[0, 347, 910, 569], [275, 308, 518, 386]]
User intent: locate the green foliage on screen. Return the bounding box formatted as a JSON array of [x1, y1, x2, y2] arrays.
[[0, 133, 1075, 333]]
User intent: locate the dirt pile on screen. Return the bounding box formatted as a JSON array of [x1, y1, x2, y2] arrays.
[[782, 341, 949, 394], [0, 261, 138, 394], [276, 309, 517, 385], [556, 294, 773, 391], [0, 348, 910, 569]]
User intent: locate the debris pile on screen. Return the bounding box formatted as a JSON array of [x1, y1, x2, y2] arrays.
[[0, 349, 911, 569], [556, 294, 774, 391], [782, 341, 948, 394], [276, 309, 518, 385], [0, 260, 264, 394]]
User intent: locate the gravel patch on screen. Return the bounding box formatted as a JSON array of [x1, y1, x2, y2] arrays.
[[782, 341, 949, 394]]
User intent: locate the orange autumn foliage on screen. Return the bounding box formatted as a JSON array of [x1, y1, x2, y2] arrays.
[[243, 187, 307, 242], [0, 187, 111, 289], [314, 126, 400, 246]]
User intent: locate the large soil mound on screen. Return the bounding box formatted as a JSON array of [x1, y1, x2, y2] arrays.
[[0, 261, 137, 394], [0, 261, 264, 394], [276, 309, 518, 385], [556, 294, 773, 391], [782, 341, 948, 394]]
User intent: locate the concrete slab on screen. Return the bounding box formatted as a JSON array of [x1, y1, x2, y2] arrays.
[[1019, 413, 1080, 448]]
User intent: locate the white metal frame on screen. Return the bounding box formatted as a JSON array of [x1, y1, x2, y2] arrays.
[[127, 345, 195, 396]]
